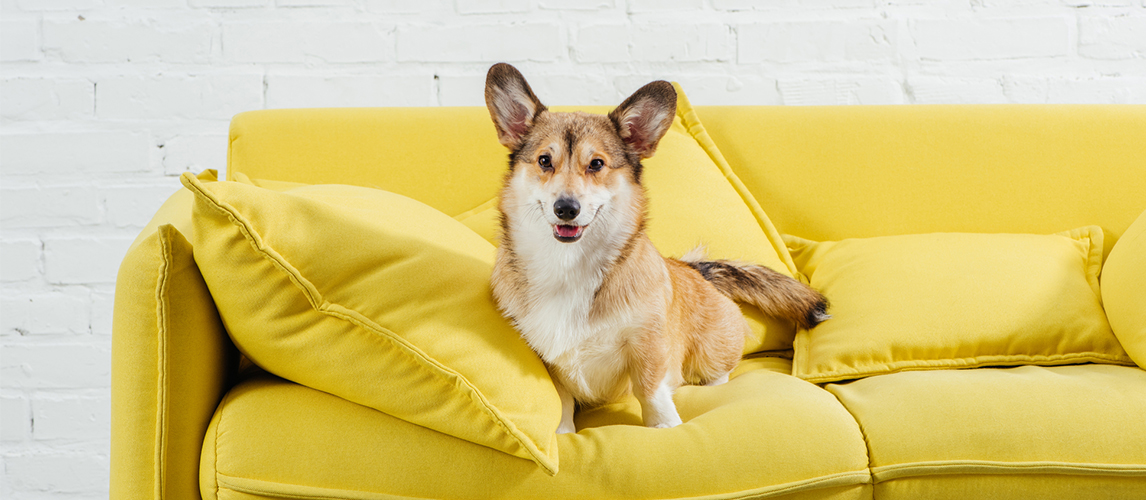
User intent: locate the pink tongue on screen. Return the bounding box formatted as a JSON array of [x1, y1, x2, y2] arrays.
[[556, 225, 581, 237]]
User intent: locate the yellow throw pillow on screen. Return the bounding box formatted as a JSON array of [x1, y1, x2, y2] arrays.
[[785, 227, 1135, 384], [454, 84, 800, 355], [1102, 208, 1146, 368], [179, 173, 561, 474]]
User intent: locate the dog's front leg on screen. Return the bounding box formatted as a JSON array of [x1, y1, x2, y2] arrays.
[[552, 376, 577, 434], [631, 367, 684, 429]]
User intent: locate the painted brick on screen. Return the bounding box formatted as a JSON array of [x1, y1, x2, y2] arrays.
[[90, 291, 114, 336], [908, 77, 1008, 104], [778, 78, 904, 105], [16, 0, 98, 10], [576, 24, 734, 63], [33, 397, 111, 442], [671, 75, 781, 105], [96, 74, 263, 120], [43, 18, 215, 63], [189, 0, 269, 7], [1001, 76, 1051, 103], [363, 0, 446, 13], [161, 134, 229, 176], [439, 73, 616, 107], [1079, 15, 1146, 60], [43, 236, 136, 285], [457, 0, 529, 14], [738, 20, 897, 63], [913, 17, 1071, 60], [104, 0, 184, 7], [1001, 76, 1146, 104], [0, 19, 40, 61], [0, 186, 103, 228], [574, 24, 632, 63], [0, 78, 94, 121], [1, 396, 30, 442], [533, 74, 618, 105], [101, 182, 183, 228], [0, 131, 150, 176], [0, 293, 90, 335], [628, 0, 702, 12], [222, 22, 393, 63], [4, 454, 109, 494], [1, 343, 111, 389], [1061, 0, 1137, 5], [1, 239, 41, 282], [397, 23, 562, 62], [1044, 77, 1146, 104], [715, 0, 872, 8], [539, 0, 613, 9], [265, 74, 434, 108], [436, 74, 487, 106], [277, 0, 353, 6], [633, 24, 733, 62], [547, 75, 621, 106]]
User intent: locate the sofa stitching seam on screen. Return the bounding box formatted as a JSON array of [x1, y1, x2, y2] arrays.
[[154, 226, 172, 500]]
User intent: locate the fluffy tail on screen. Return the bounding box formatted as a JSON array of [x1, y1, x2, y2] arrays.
[[680, 249, 830, 330]]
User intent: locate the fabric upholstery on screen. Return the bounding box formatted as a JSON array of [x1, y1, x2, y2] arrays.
[[695, 105, 1146, 246], [199, 359, 872, 500], [826, 364, 1146, 498], [112, 213, 237, 499], [1102, 208, 1146, 367], [181, 173, 562, 473], [785, 228, 1132, 383], [106, 104, 1146, 500]]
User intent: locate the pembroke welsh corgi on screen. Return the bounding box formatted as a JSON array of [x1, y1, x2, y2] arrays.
[[485, 63, 829, 433]]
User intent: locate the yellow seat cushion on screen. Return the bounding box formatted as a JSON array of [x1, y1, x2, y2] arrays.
[[180, 173, 561, 473], [1102, 208, 1146, 368], [200, 359, 872, 500], [825, 364, 1146, 499], [785, 228, 1133, 383]]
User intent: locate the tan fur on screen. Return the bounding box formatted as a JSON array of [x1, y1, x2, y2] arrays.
[[485, 63, 828, 432]]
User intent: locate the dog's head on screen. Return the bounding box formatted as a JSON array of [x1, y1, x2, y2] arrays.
[[485, 63, 676, 246]]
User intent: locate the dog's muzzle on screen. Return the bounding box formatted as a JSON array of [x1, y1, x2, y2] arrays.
[[553, 197, 585, 242]]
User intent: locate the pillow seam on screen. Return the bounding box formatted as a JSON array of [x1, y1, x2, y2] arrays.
[[803, 352, 1138, 384]]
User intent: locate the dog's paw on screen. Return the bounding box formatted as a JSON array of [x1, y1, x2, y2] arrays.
[[646, 413, 683, 429], [556, 423, 577, 435]]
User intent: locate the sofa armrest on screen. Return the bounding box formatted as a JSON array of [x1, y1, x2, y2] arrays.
[[112, 171, 239, 500]]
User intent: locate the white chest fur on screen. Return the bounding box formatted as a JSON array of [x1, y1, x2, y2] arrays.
[[506, 225, 646, 403]]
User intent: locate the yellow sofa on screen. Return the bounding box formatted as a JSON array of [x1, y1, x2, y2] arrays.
[[112, 99, 1146, 500]]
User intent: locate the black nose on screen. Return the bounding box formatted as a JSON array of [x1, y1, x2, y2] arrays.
[[553, 198, 580, 221]]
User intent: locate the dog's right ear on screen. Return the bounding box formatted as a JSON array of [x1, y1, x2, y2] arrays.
[[485, 63, 546, 150]]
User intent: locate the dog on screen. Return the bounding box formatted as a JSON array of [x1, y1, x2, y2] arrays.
[[485, 63, 829, 434]]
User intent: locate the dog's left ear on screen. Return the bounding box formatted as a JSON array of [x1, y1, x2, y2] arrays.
[[485, 63, 547, 150], [609, 81, 677, 159]]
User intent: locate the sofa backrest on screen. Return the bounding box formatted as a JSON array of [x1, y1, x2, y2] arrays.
[[228, 105, 1146, 251], [696, 105, 1146, 250]]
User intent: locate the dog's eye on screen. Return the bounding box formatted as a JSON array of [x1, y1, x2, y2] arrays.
[[538, 154, 552, 170], [588, 159, 604, 172]]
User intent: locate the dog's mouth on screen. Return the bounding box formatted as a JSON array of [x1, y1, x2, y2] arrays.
[[553, 224, 585, 243]]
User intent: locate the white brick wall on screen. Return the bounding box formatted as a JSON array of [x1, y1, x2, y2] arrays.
[[1, 1, 1143, 497]]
